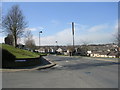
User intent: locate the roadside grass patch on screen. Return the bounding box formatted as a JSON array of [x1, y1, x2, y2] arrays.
[[1, 44, 39, 59], [1, 44, 43, 68]]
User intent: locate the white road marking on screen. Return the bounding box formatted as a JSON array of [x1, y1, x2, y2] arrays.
[[66, 60, 69, 62]]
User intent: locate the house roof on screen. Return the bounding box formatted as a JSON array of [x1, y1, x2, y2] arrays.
[[108, 51, 118, 56], [92, 51, 109, 55]]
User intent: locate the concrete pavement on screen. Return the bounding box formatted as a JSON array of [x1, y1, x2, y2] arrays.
[[2, 55, 119, 88]]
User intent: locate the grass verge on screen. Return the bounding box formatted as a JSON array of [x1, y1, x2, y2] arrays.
[[1, 44, 40, 59]]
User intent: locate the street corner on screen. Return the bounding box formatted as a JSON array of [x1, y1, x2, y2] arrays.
[[36, 63, 56, 70], [1, 59, 57, 72]]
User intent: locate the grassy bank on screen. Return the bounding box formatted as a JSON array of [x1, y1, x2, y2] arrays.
[[1, 44, 40, 59]]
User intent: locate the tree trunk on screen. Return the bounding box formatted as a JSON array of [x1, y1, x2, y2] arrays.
[[13, 35, 17, 48], [15, 35, 17, 48]]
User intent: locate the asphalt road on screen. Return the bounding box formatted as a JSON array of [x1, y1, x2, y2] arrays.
[[2, 55, 119, 88]]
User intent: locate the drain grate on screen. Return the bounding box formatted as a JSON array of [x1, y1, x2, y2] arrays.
[[85, 72, 91, 74]]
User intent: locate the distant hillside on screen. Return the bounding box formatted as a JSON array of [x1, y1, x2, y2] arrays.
[[1, 44, 39, 59]]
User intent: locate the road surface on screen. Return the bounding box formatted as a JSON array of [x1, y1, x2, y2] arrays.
[[2, 55, 119, 88]]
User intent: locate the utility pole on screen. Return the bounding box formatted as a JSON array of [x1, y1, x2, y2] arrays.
[[72, 22, 75, 56], [72, 22, 75, 48]]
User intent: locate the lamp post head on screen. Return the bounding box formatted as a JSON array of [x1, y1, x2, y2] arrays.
[[55, 41, 57, 43], [39, 31, 42, 33]]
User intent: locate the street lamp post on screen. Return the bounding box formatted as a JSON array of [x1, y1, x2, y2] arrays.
[[55, 40, 58, 47], [39, 31, 42, 49], [55, 40, 58, 54]]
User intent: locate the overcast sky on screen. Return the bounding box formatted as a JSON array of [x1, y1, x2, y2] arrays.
[[1, 2, 118, 46]]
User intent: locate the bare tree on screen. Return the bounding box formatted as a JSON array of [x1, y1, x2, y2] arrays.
[[24, 30, 33, 41], [25, 39, 36, 50], [67, 45, 75, 56], [24, 30, 36, 50], [80, 40, 90, 56], [2, 5, 27, 47], [112, 30, 120, 57], [0, 5, 3, 33], [118, 30, 120, 47], [113, 30, 120, 46]]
